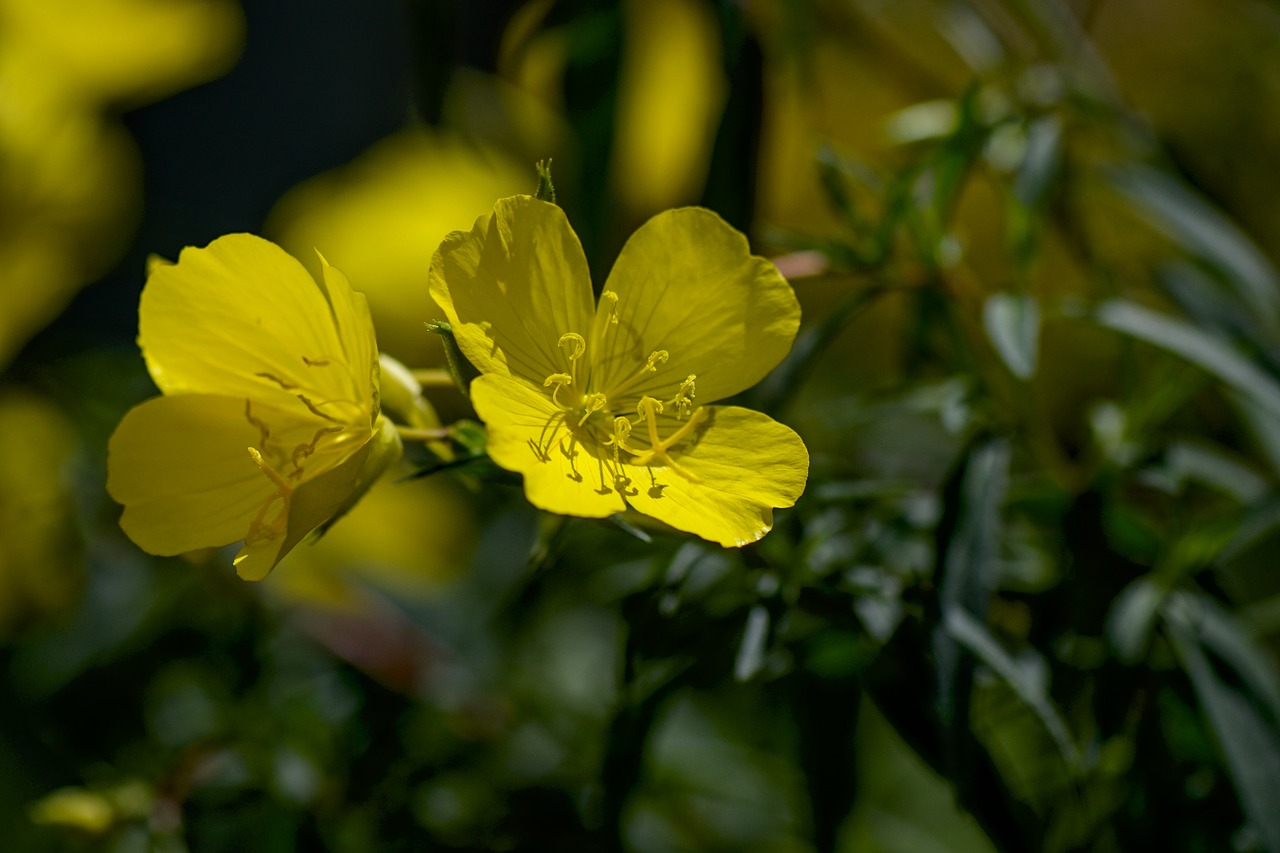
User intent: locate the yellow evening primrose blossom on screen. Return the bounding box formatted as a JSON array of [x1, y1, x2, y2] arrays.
[[107, 234, 402, 580], [430, 195, 809, 546]]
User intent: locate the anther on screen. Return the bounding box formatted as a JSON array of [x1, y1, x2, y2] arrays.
[[604, 416, 632, 467], [601, 291, 620, 324], [544, 372, 573, 409], [577, 392, 608, 426], [645, 350, 669, 372], [248, 447, 292, 493], [669, 374, 696, 420], [558, 332, 586, 361], [637, 396, 664, 420], [626, 402, 705, 483], [559, 332, 587, 383]]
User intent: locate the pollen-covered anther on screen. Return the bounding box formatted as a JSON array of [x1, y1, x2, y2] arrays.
[[603, 415, 632, 466], [577, 392, 608, 426], [601, 291, 620, 324], [543, 372, 574, 409], [558, 332, 587, 384], [645, 350, 669, 372], [668, 374, 696, 420], [627, 398, 705, 483]]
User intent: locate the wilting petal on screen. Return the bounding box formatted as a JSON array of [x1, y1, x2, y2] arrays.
[[589, 207, 800, 405], [430, 196, 596, 387], [622, 406, 808, 547]]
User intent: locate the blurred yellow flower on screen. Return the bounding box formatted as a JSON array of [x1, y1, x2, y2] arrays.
[[267, 129, 528, 367], [0, 391, 81, 641], [0, 0, 243, 368], [610, 0, 726, 216], [431, 196, 809, 546], [107, 234, 401, 580], [0, 0, 243, 106]]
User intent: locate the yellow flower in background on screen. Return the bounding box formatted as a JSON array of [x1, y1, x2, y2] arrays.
[[0, 0, 243, 106], [107, 235, 402, 580], [267, 129, 529, 367], [431, 196, 809, 547], [0, 391, 82, 641], [0, 0, 243, 369], [610, 0, 726, 216]]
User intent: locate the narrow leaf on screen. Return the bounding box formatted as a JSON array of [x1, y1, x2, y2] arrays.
[[1165, 607, 1280, 853], [1095, 300, 1280, 421], [984, 292, 1040, 379]]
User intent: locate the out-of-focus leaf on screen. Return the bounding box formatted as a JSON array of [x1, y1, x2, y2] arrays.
[[1105, 577, 1166, 665], [1108, 164, 1280, 328], [1013, 116, 1062, 209], [1159, 440, 1268, 503], [1095, 300, 1280, 420], [753, 283, 889, 413], [1157, 262, 1280, 351], [946, 608, 1079, 773], [984, 292, 1040, 379], [1164, 599, 1280, 853], [1167, 592, 1280, 728], [733, 605, 770, 682], [933, 438, 1009, 770]]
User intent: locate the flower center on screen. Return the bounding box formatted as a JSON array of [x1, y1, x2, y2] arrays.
[[539, 301, 705, 489]]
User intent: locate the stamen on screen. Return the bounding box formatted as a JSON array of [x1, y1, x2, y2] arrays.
[[577, 392, 608, 426], [248, 446, 292, 492], [544, 372, 573, 409], [604, 416, 632, 467], [668, 374, 697, 420], [245, 446, 293, 546], [604, 350, 671, 401], [291, 426, 344, 472], [256, 372, 297, 390], [601, 291, 620, 324], [244, 400, 270, 448], [626, 401, 706, 483], [296, 394, 344, 423], [559, 332, 586, 384]]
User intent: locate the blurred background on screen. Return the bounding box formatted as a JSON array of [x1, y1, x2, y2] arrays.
[[5, 0, 1280, 850]]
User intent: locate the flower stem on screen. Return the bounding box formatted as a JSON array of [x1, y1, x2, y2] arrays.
[[411, 368, 455, 387], [395, 425, 453, 443]]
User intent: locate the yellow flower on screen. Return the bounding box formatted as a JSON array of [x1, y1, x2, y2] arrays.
[[266, 128, 528, 366], [430, 196, 809, 546], [107, 234, 402, 580]]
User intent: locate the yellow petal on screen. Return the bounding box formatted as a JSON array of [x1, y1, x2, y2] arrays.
[[107, 394, 274, 556], [430, 196, 596, 385], [266, 128, 530, 366], [621, 405, 808, 547], [232, 438, 373, 581], [589, 207, 800, 404], [471, 373, 625, 518], [318, 252, 378, 413], [139, 233, 358, 406], [233, 416, 401, 581]]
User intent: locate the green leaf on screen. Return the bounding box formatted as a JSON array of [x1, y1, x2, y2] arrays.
[[1166, 592, 1280, 727], [945, 608, 1080, 773], [1106, 577, 1167, 666], [1108, 164, 1280, 325], [934, 438, 1009, 731], [1164, 599, 1280, 852], [1095, 300, 1280, 420], [984, 293, 1040, 379]]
